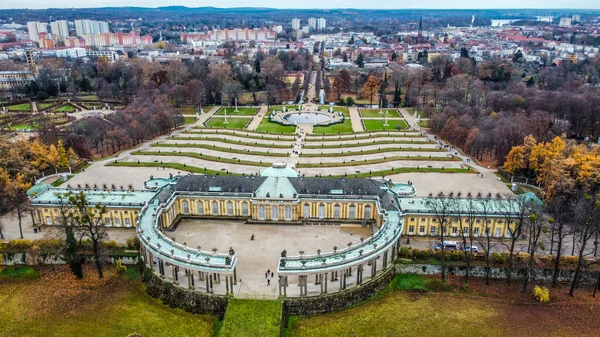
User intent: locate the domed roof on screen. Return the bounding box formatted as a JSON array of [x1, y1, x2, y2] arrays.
[[260, 163, 299, 178]]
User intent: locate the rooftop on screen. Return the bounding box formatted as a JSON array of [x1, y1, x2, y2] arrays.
[[30, 188, 157, 207]]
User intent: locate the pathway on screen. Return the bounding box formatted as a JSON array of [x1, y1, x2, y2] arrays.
[[31, 101, 38, 113], [348, 107, 365, 132], [245, 106, 267, 131]]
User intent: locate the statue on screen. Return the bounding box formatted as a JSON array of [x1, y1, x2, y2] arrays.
[[281, 249, 287, 258]]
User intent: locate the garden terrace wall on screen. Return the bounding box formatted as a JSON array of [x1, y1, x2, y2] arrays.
[[395, 263, 600, 284], [145, 271, 229, 318], [283, 266, 395, 316]]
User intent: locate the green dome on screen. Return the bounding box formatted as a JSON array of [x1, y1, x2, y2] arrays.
[[260, 163, 299, 178]]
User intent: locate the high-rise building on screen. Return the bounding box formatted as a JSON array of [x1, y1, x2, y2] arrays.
[[291, 18, 301, 31], [50, 20, 69, 39], [559, 17, 572, 27], [308, 18, 317, 30], [572, 14, 581, 22], [317, 18, 326, 31], [74, 20, 109, 37], [27, 21, 48, 42], [302, 25, 311, 34]]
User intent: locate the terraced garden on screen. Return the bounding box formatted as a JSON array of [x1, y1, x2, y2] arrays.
[[255, 117, 297, 134], [215, 107, 259, 116], [363, 119, 408, 131], [359, 108, 401, 118], [205, 117, 252, 130]]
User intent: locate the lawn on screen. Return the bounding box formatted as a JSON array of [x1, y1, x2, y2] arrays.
[[0, 266, 216, 337], [172, 136, 292, 148], [55, 104, 76, 113], [418, 120, 429, 128], [268, 105, 299, 112], [205, 117, 251, 130], [37, 103, 53, 110], [255, 117, 297, 134], [76, 94, 99, 101], [313, 119, 353, 134], [180, 106, 216, 114], [6, 103, 32, 111], [288, 274, 600, 337], [318, 105, 350, 116], [152, 143, 288, 157], [183, 116, 198, 125], [215, 107, 259, 116], [363, 119, 407, 131], [108, 161, 241, 175], [135, 150, 272, 167], [220, 299, 282, 337], [360, 109, 400, 118]]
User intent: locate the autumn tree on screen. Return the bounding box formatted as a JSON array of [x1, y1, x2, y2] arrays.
[[67, 191, 108, 279], [361, 75, 381, 107], [3, 173, 31, 239], [429, 192, 454, 282]]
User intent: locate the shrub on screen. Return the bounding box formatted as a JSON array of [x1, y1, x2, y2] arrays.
[[392, 274, 428, 292], [560, 256, 579, 266], [491, 252, 507, 264], [515, 252, 530, 262], [116, 260, 127, 275], [399, 246, 413, 258], [5, 239, 34, 251], [414, 249, 432, 260], [427, 279, 452, 292], [0, 266, 39, 280], [126, 237, 140, 250], [533, 285, 550, 303]]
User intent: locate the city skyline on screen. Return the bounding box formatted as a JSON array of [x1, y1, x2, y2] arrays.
[[1, 0, 600, 10]]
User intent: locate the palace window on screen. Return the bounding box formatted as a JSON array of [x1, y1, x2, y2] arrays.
[[495, 228, 501, 237], [410, 218, 415, 222], [304, 204, 310, 218], [259, 205, 265, 220], [474, 227, 480, 235], [463, 227, 469, 234], [430, 226, 437, 235], [409, 225, 415, 233], [46, 217, 52, 225], [272, 205, 279, 220], [421, 218, 426, 222], [105, 218, 111, 226], [182, 200, 189, 215], [242, 202, 249, 216], [227, 201, 233, 216], [364, 205, 371, 219], [212, 201, 219, 215], [452, 227, 458, 234], [197, 201, 204, 215], [285, 207, 292, 221], [319, 204, 325, 219], [419, 226, 425, 234], [125, 218, 131, 227], [349, 204, 356, 219], [334, 204, 341, 219], [115, 218, 121, 226]]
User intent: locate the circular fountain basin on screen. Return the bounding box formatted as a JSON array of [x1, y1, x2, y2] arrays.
[[282, 112, 333, 124]]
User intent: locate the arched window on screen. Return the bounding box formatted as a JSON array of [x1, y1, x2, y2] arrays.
[[285, 206, 292, 221], [212, 201, 219, 215], [304, 203, 310, 218], [197, 201, 204, 215], [334, 204, 341, 219], [319, 204, 325, 219], [241, 202, 249, 216], [272, 205, 279, 220], [227, 201, 233, 216], [349, 204, 356, 220], [364, 205, 371, 219], [182, 200, 189, 215], [259, 205, 265, 220]]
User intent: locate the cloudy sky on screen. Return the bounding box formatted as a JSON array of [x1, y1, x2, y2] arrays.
[[1, 0, 599, 9]]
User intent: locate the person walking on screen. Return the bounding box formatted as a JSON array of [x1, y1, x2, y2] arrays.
[[251, 234, 255, 241], [267, 279, 270, 286]]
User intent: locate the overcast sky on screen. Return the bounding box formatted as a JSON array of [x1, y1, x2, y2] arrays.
[[1, 0, 599, 10]]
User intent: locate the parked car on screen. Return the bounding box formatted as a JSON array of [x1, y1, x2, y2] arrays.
[[434, 241, 459, 251], [463, 245, 479, 253]]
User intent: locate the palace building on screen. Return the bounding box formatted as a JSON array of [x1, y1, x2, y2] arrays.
[[28, 164, 528, 296]]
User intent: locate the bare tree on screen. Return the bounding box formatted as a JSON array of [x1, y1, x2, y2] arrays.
[[546, 191, 573, 288], [455, 195, 476, 285], [521, 204, 546, 293], [569, 190, 600, 297], [0, 219, 4, 240], [429, 192, 454, 282], [474, 193, 495, 285], [497, 195, 528, 285], [67, 191, 108, 279]]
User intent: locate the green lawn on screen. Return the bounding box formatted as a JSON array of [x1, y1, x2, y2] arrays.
[[10, 122, 39, 131], [332, 166, 476, 178], [108, 161, 241, 175], [312, 119, 353, 134], [302, 139, 433, 149], [318, 105, 350, 116], [255, 117, 297, 134], [0, 267, 216, 337], [37, 103, 53, 110], [152, 143, 288, 157], [360, 109, 400, 118], [179, 106, 216, 114], [135, 150, 272, 167], [215, 107, 259, 116], [205, 117, 251, 130], [363, 119, 407, 131], [220, 299, 282, 337], [55, 104, 76, 112], [300, 147, 445, 157], [6, 103, 32, 111], [268, 105, 299, 112], [172, 136, 292, 148], [418, 120, 429, 128], [297, 155, 460, 168], [76, 94, 99, 101], [183, 116, 198, 125]]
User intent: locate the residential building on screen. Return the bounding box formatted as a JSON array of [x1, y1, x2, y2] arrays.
[[27, 21, 47, 42], [308, 18, 317, 30], [559, 17, 572, 27], [0, 70, 34, 90], [74, 20, 109, 37], [292, 18, 301, 31], [317, 18, 327, 31], [302, 25, 311, 35], [83, 32, 152, 47], [50, 20, 69, 39]]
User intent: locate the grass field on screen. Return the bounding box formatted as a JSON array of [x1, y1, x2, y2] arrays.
[[76, 94, 99, 101], [55, 104, 76, 112], [302, 139, 434, 149], [215, 107, 259, 116], [317, 105, 350, 116], [135, 150, 272, 167], [300, 147, 445, 157], [360, 109, 400, 118], [37, 103, 53, 110], [0, 266, 216, 337], [296, 154, 460, 168], [172, 136, 293, 148], [312, 119, 354, 134], [179, 106, 216, 114], [108, 161, 241, 175], [152, 143, 288, 157], [205, 117, 251, 130], [363, 119, 407, 131], [255, 117, 297, 134], [183, 116, 198, 125], [9, 122, 39, 131], [219, 300, 282, 337], [6, 103, 32, 111], [419, 120, 429, 128]]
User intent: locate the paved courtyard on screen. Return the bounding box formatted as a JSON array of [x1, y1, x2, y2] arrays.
[[171, 220, 371, 297]]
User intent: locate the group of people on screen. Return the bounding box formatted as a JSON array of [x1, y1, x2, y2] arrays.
[[265, 269, 274, 286]]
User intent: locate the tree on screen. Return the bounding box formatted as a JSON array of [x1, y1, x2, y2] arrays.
[[430, 193, 454, 282], [222, 82, 244, 106], [521, 206, 546, 293], [569, 190, 600, 296], [455, 197, 477, 284], [474, 194, 495, 284], [361, 75, 381, 106], [356, 53, 365, 68], [67, 191, 108, 279], [498, 195, 528, 285], [3, 173, 31, 239], [343, 53, 348, 62], [56, 193, 85, 279]]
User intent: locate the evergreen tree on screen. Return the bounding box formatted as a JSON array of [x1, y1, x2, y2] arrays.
[[356, 53, 365, 68], [343, 53, 348, 62]]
